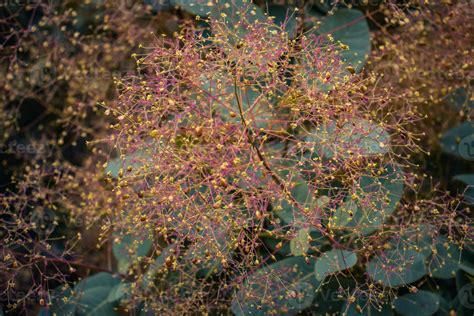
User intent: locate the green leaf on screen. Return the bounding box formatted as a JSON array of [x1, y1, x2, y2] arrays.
[[113, 233, 153, 274], [367, 249, 427, 287], [429, 236, 461, 279], [39, 286, 76, 316], [105, 148, 153, 178], [75, 272, 121, 292], [330, 163, 404, 235], [290, 228, 311, 256], [394, 291, 440, 316], [453, 174, 474, 185], [391, 226, 434, 259], [435, 295, 454, 316], [342, 298, 394, 316], [453, 174, 474, 204], [314, 249, 357, 281], [456, 270, 474, 315], [106, 282, 129, 303], [445, 88, 474, 111], [229, 85, 277, 130], [460, 260, 474, 275], [197, 73, 277, 130], [40, 274, 122, 315], [311, 277, 355, 314], [440, 121, 474, 159], [76, 287, 119, 316], [316, 9, 371, 73], [142, 244, 176, 288], [184, 225, 234, 278], [171, 0, 214, 16], [231, 256, 319, 315], [306, 118, 390, 160], [267, 5, 297, 37], [276, 176, 315, 227], [459, 248, 474, 275], [172, 0, 266, 36], [261, 236, 292, 257]]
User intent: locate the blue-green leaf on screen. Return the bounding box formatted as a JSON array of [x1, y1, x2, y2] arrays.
[[39, 286, 76, 316], [440, 121, 474, 159], [276, 176, 315, 227], [429, 236, 461, 279], [367, 249, 427, 287], [198, 73, 277, 130], [267, 5, 297, 37], [142, 244, 176, 288], [306, 118, 390, 160], [290, 228, 311, 256], [453, 174, 474, 204], [445, 88, 474, 111], [394, 291, 440, 316], [316, 9, 371, 73], [46, 273, 122, 316], [314, 249, 357, 281], [330, 163, 404, 235], [342, 298, 394, 316], [172, 0, 266, 36], [231, 257, 319, 315], [106, 282, 130, 303], [311, 277, 355, 314], [113, 233, 153, 274]]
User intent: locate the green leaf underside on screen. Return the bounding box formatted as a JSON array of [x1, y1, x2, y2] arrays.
[[314, 249, 357, 281], [367, 249, 427, 287], [231, 256, 319, 315], [393, 291, 440, 316], [106, 283, 129, 303]]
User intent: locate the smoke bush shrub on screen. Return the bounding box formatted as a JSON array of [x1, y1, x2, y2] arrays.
[[0, 1, 472, 315], [92, 4, 470, 315]]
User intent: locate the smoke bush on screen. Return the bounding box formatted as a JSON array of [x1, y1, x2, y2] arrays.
[[96, 6, 470, 314], [0, 1, 472, 315]]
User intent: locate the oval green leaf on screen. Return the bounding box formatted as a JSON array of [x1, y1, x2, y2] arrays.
[[394, 291, 440, 316], [367, 249, 427, 288], [231, 256, 319, 315], [314, 249, 357, 281]]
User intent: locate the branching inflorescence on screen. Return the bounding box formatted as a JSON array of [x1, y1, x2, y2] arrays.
[[0, 1, 472, 315], [95, 3, 471, 314]]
